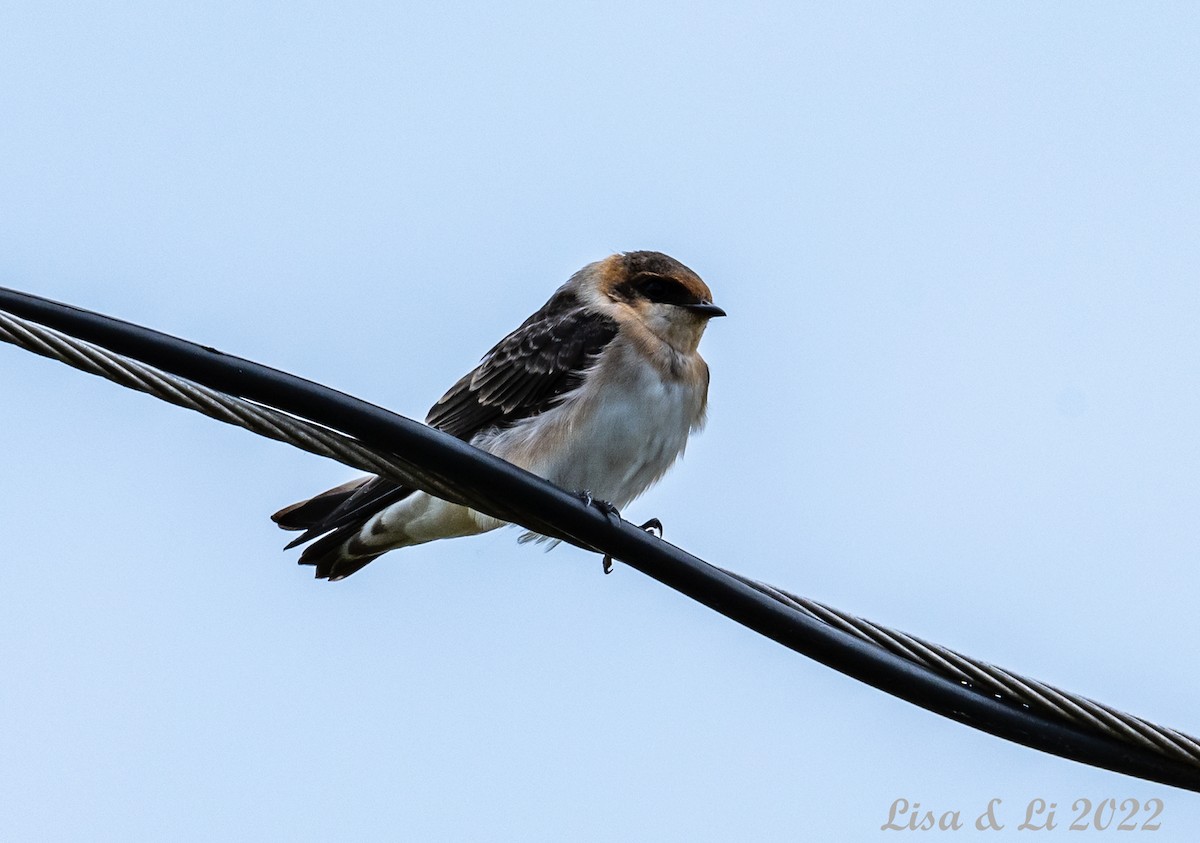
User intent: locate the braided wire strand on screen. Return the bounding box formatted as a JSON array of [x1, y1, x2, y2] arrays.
[[718, 566, 1200, 764], [2, 308, 1198, 770], [2, 312, 401, 475], [0, 312, 580, 540]]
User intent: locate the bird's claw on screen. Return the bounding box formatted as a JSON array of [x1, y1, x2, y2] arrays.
[[573, 491, 623, 574], [574, 489, 621, 519], [601, 517, 665, 575], [638, 517, 663, 538]]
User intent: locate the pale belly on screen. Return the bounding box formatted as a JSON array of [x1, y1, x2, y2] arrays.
[[361, 362, 707, 550], [481, 372, 704, 508]]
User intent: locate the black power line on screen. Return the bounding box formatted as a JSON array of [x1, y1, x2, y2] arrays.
[[2, 284, 1198, 793]]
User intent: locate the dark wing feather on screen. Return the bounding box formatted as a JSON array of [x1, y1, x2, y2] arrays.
[[274, 288, 618, 579], [426, 291, 619, 440], [273, 475, 415, 549]]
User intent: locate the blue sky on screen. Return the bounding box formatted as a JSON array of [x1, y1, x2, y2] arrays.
[[2, 2, 1199, 840]]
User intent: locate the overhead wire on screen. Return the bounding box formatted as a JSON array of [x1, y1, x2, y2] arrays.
[[2, 285, 1198, 792]]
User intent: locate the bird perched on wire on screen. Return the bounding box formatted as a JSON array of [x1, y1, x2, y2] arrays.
[[272, 250, 725, 580]]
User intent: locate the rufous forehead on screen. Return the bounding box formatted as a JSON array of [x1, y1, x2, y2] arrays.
[[600, 251, 715, 301]]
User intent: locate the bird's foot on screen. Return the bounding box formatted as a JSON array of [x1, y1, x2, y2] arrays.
[[575, 490, 623, 574], [638, 517, 664, 539], [574, 489, 621, 519], [601, 517, 665, 575]]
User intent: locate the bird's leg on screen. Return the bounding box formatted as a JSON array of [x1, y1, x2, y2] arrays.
[[600, 517, 666, 575], [573, 491, 624, 573], [638, 517, 663, 539], [573, 489, 621, 519]]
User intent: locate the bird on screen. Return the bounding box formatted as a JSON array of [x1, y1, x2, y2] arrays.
[[272, 250, 725, 580]]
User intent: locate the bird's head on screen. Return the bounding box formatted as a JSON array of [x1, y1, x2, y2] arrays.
[[592, 251, 725, 353]]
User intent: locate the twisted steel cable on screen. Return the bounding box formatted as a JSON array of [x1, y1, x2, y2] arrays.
[[719, 567, 1200, 764], [2, 288, 1198, 790], [0, 311, 575, 544]]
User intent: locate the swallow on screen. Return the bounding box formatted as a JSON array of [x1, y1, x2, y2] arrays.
[[272, 250, 724, 580]]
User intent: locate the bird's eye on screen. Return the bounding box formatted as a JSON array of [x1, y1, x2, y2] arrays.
[[641, 278, 668, 299], [632, 274, 692, 306]]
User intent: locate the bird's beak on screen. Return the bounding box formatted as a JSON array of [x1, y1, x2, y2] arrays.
[[684, 301, 727, 318]]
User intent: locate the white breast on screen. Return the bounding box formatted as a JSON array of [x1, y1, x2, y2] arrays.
[[477, 350, 707, 508]]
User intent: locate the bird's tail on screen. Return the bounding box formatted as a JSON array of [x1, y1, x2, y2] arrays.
[[272, 476, 414, 581], [272, 477, 365, 537], [289, 525, 384, 581]]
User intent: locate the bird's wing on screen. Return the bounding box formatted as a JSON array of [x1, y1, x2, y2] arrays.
[[273, 289, 619, 578], [425, 289, 619, 440]]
